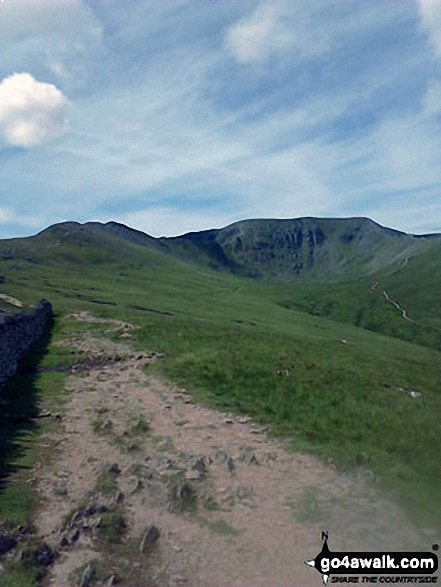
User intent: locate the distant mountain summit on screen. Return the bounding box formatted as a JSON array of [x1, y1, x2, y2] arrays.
[[2, 216, 439, 282], [165, 217, 438, 280]]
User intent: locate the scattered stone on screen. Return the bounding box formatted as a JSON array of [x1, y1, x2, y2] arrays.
[[90, 517, 102, 530], [79, 562, 95, 587], [70, 510, 83, 525], [224, 419, 234, 425], [249, 426, 268, 434], [409, 390, 422, 398], [84, 499, 97, 516], [0, 532, 16, 554], [172, 482, 194, 501], [108, 463, 121, 475], [54, 413, 62, 422], [107, 575, 119, 586], [239, 447, 259, 465], [14, 549, 24, 563], [34, 543, 56, 567], [263, 452, 278, 464], [160, 457, 174, 470], [226, 457, 235, 473], [114, 490, 125, 504], [185, 455, 210, 473], [238, 417, 250, 424], [60, 527, 80, 547], [163, 404, 171, 410], [140, 525, 160, 552], [100, 417, 112, 431], [131, 479, 144, 494], [214, 450, 228, 464]]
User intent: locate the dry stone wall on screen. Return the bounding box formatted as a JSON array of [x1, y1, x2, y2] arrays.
[[0, 299, 52, 387]]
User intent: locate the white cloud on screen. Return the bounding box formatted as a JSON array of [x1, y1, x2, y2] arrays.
[[417, 0, 441, 56], [0, 73, 69, 147], [225, 0, 329, 64]]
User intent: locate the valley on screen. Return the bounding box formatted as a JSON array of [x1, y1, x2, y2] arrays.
[[0, 217, 440, 586]]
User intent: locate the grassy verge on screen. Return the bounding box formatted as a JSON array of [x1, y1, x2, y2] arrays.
[[0, 250, 440, 533], [0, 319, 69, 586]]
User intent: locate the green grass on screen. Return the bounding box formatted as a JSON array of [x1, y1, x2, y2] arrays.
[[0, 232, 440, 536], [96, 509, 126, 544], [96, 469, 119, 495], [0, 325, 67, 526]]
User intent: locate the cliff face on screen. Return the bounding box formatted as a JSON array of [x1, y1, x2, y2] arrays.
[[206, 217, 423, 280], [0, 300, 52, 387]]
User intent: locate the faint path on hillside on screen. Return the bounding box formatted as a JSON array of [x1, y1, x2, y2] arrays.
[[32, 312, 429, 587], [382, 289, 417, 324], [0, 293, 24, 307]]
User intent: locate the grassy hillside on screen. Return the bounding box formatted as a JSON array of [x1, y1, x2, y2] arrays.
[[0, 225, 440, 529]]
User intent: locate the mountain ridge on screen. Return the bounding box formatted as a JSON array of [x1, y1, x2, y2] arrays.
[[2, 216, 439, 282]]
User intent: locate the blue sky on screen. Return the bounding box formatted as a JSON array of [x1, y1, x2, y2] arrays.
[[0, 0, 440, 238]]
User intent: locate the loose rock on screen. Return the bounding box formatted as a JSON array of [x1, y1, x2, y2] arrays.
[[79, 562, 95, 587], [34, 543, 56, 567], [172, 481, 194, 501], [239, 447, 259, 465], [0, 532, 16, 554], [140, 525, 160, 552]]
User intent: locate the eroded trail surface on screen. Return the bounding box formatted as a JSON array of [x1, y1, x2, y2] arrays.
[[34, 313, 424, 587]]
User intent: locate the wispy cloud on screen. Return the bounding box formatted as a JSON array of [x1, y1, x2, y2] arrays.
[[417, 0, 441, 56], [0, 0, 103, 92], [0, 0, 439, 237], [224, 0, 329, 64], [423, 79, 441, 115]]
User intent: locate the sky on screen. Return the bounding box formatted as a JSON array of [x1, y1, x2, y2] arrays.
[[0, 0, 440, 238]]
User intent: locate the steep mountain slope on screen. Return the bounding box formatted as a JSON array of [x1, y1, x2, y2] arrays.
[[167, 217, 440, 281], [0, 217, 439, 350], [2, 217, 438, 283]]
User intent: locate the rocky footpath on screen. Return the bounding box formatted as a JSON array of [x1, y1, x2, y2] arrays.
[[0, 311, 427, 587]]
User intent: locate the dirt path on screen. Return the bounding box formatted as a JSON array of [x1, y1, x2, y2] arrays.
[[382, 289, 416, 324], [0, 292, 24, 307], [33, 313, 426, 587]]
